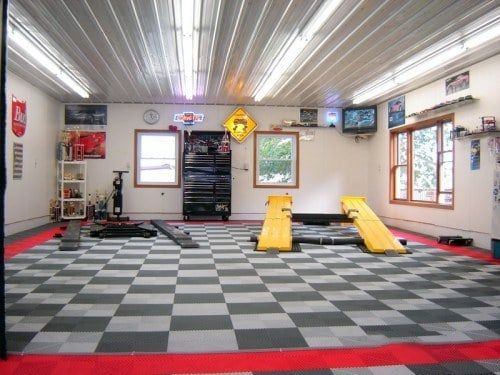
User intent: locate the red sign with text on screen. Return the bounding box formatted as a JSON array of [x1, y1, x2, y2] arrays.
[[12, 96, 27, 137]]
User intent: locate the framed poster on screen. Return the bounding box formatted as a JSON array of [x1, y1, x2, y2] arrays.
[[299, 108, 318, 126], [67, 131, 106, 159], [65, 104, 107, 126], [446, 71, 469, 95], [12, 95, 27, 137], [388, 95, 405, 128]]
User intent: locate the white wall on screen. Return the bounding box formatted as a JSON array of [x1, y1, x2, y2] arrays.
[[368, 54, 500, 249], [5, 73, 61, 235], [86, 104, 369, 220]]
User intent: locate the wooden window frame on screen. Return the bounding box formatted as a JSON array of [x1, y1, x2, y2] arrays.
[[389, 114, 454, 209], [253, 131, 300, 188], [134, 129, 181, 188]]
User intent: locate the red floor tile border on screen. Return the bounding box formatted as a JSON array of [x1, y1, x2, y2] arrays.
[[4, 227, 63, 260], [0, 340, 499, 374], [390, 228, 500, 265]]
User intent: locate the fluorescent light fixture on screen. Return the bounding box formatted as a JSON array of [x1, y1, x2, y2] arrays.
[[352, 13, 500, 105], [253, 0, 342, 102], [394, 45, 464, 84], [353, 80, 396, 105], [9, 25, 59, 75], [254, 35, 307, 102], [302, 0, 343, 40], [57, 71, 89, 98], [464, 22, 500, 49], [179, 0, 196, 100], [8, 22, 90, 98]]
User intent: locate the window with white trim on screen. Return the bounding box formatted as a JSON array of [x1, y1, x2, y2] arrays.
[[254, 131, 299, 188], [135, 130, 180, 187]]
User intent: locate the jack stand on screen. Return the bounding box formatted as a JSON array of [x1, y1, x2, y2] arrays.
[[107, 170, 129, 221]]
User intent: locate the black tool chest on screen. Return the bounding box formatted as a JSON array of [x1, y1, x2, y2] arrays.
[[183, 131, 231, 220]]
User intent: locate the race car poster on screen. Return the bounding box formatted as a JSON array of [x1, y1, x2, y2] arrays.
[[67, 131, 106, 159], [446, 71, 469, 95]]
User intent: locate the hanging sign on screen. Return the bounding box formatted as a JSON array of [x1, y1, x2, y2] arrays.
[[173, 112, 205, 126], [223, 107, 257, 143], [12, 95, 27, 137]]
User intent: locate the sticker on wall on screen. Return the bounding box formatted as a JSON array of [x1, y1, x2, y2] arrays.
[[223, 107, 257, 143], [299, 129, 315, 141], [471, 139, 480, 170], [299, 108, 318, 126], [65, 104, 107, 127], [326, 111, 338, 127], [173, 112, 205, 126], [12, 95, 27, 137], [388, 95, 405, 128], [13, 142, 23, 179], [446, 71, 469, 96], [67, 131, 106, 159]]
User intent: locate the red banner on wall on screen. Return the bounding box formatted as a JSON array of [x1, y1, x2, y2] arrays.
[[12, 95, 27, 137]]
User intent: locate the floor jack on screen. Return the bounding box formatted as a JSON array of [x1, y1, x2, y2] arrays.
[[90, 171, 157, 238], [108, 170, 129, 221]]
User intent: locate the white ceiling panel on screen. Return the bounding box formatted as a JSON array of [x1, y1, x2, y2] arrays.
[[7, 0, 500, 106]]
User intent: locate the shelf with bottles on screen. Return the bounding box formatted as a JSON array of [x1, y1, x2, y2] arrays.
[[451, 116, 498, 140], [61, 201, 86, 219], [453, 130, 500, 140], [57, 160, 87, 220]]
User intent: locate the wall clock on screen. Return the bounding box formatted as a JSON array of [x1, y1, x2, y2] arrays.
[[143, 109, 160, 125]]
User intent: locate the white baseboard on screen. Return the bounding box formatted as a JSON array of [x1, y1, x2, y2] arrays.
[[5, 216, 51, 236], [381, 216, 490, 250]]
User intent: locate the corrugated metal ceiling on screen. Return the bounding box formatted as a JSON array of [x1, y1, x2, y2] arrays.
[[7, 0, 500, 106]]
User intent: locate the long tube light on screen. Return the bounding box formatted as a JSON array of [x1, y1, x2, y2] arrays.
[[352, 13, 500, 105], [176, 0, 200, 101], [8, 23, 90, 98], [181, 0, 194, 100], [253, 0, 342, 102]]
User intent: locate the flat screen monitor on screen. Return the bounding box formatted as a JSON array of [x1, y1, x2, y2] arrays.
[[342, 106, 377, 134]]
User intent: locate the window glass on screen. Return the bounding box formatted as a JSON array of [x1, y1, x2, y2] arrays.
[[395, 166, 407, 199], [440, 159, 453, 192], [135, 131, 179, 187], [397, 132, 407, 164], [443, 121, 454, 151], [254, 132, 298, 187], [412, 126, 437, 202]]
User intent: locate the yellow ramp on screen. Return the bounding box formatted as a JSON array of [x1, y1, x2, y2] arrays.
[[256, 195, 293, 252], [340, 196, 407, 254]]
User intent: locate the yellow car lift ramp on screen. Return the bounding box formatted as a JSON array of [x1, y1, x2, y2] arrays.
[[256, 195, 294, 252], [340, 196, 408, 255]]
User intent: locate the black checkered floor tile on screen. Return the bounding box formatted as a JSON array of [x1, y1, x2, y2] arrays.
[[5, 223, 500, 355]]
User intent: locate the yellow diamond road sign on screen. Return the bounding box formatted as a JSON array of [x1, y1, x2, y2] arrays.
[[223, 107, 257, 143]]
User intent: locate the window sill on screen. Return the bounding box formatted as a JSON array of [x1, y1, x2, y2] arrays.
[[390, 199, 454, 210], [135, 183, 180, 188], [254, 185, 299, 189]]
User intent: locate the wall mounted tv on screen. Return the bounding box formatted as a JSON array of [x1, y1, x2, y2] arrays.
[[342, 106, 377, 134]]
